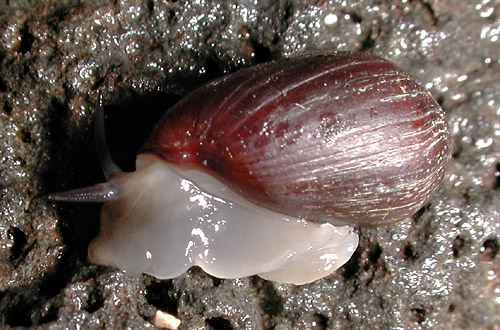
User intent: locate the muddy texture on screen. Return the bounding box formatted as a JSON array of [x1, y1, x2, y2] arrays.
[[0, 0, 499, 329]]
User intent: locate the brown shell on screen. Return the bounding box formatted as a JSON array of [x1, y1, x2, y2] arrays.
[[142, 52, 452, 226]]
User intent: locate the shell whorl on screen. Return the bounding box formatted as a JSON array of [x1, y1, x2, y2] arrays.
[[142, 52, 452, 226]]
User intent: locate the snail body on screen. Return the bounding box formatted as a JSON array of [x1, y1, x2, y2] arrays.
[[50, 52, 451, 284]]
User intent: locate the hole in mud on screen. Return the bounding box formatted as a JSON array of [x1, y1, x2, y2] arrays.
[[494, 163, 500, 189], [17, 25, 35, 54], [368, 243, 382, 264], [146, 280, 178, 316], [7, 227, 28, 264], [452, 235, 466, 258], [342, 248, 361, 279], [19, 128, 32, 143], [403, 243, 417, 261], [85, 287, 104, 313], [480, 237, 498, 262], [411, 307, 426, 324], [206, 317, 234, 330]]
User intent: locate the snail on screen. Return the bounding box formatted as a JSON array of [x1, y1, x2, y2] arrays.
[[49, 52, 452, 285]]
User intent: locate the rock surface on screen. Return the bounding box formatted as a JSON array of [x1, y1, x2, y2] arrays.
[[0, 0, 499, 329]]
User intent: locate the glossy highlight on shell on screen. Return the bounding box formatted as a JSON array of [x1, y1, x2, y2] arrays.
[[49, 52, 452, 284]]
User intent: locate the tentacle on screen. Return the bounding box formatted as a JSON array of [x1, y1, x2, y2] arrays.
[[95, 94, 122, 180], [47, 181, 121, 202], [47, 95, 124, 203]]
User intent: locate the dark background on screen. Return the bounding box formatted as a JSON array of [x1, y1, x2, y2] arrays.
[[0, 0, 499, 329]]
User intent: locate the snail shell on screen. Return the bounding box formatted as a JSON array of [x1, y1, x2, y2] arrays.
[[49, 52, 451, 284], [143, 52, 451, 226]]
